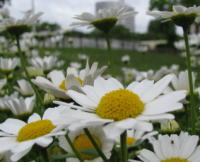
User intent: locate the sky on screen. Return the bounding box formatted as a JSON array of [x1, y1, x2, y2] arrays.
[[5, 0, 154, 33]]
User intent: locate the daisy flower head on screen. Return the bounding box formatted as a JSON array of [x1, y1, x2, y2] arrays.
[[170, 71, 195, 94], [14, 79, 34, 96], [57, 75, 186, 136], [58, 125, 114, 162], [32, 61, 107, 99], [147, 5, 200, 27], [72, 4, 136, 33], [136, 132, 200, 162], [5, 96, 35, 116], [125, 129, 157, 147], [0, 107, 68, 161], [0, 9, 43, 37], [121, 55, 130, 64], [0, 93, 18, 111], [0, 57, 20, 73], [160, 120, 180, 133], [29, 56, 59, 73]]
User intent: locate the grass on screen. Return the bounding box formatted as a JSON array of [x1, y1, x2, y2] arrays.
[[39, 47, 186, 77]]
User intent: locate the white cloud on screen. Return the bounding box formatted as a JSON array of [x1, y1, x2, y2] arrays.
[[5, 0, 153, 33]]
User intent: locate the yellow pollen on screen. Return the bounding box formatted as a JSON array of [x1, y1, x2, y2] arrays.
[[59, 80, 67, 90], [162, 158, 188, 162], [17, 120, 56, 142], [126, 137, 136, 146], [96, 89, 144, 121], [74, 134, 101, 160], [77, 77, 84, 85]]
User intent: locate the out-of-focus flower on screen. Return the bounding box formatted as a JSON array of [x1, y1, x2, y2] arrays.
[[78, 53, 88, 61], [171, 71, 195, 94], [160, 119, 180, 133], [72, 4, 136, 33], [0, 58, 19, 73], [26, 67, 44, 78], [58, 126, 114, 162], [121, 55, 130, 64], [148, 5, 200, 27], [70, 62, 82, 69], [0, 78, 6, 89], [32, 62, 107, 99], [0, 9, 42, 36], [5, 96, 35, 116], [14, 79, 34, 96], [29, 56, 60, 72], [0, 93, 18, 111]]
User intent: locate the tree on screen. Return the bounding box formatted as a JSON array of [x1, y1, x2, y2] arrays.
[[148, 19, 178, 47], [149, 0, 179, 47], [36, 22, 61, 32]]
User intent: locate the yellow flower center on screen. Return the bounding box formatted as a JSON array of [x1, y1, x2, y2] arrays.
[[96, 89, 144, 121], [162, 158, 188, 162], [17, 120, 56, 142], [77, 77, 84, 85], [74, 134, 101, 160], [126, 137, 136, 146], [59, 80, 67, 90]]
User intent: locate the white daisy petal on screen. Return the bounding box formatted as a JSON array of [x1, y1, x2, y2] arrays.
[[141, 74, 174, 103], [35, 137, 53, 147], [28, 113, 41, 123], [0, 119, 26, 135]]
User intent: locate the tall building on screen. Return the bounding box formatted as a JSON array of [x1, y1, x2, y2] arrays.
[[95, 0, 135, 32]]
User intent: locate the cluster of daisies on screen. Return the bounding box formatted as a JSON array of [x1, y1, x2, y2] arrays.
[[0, 2, 200, 162]]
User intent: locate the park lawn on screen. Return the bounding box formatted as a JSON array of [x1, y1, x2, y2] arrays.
[[39, 47, 186, 77]]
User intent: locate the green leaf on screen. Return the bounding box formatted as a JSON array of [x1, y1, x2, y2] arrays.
[[51, 153, 77, 159], [80, 148, 99, 157]]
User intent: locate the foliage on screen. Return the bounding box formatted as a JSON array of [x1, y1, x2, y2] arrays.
[[148, 20, 178, 47], [36, 22, 61, 32]]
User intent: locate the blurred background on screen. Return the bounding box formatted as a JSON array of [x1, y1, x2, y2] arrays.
[[1, 0, 199, 52]]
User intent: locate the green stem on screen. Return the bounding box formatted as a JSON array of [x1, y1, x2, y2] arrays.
[[40, 148, 49, 162], [84, 128, 109, 162], [65, 133, 84, 162], [105, 34, 112, 66], [183, 27, 196, 133], [120, 131, 127, 162], [16, 36, 43, 114]]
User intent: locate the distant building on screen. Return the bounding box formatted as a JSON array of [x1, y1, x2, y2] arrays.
[[95, 0, 135, 32]]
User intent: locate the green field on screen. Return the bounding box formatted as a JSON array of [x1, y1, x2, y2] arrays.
[[39, 47, 186, 76]]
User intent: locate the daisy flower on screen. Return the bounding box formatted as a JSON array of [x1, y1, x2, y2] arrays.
[[5, 96, 35, 116], [147, 5, 200, 27], [58, 125, 114, 162], [70, 62, 82, 69], [0, 9, 42, 36], [32, 62, 107, 99], [29, 56, 59, 72], [78, 53, 88, 61], [0, 78, 6, 90], [125, 129, 157, 147], [72, 4, 136, 33], [14, 79, 34, 96], [136, 132, 200, 162], [56, 75, 186, 135], [0, 107, 68, 161], [0, 58, 20, 73], [121, 55, 130, 64], [171, 71, 195, 94], [0, 93, 18, 111]]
